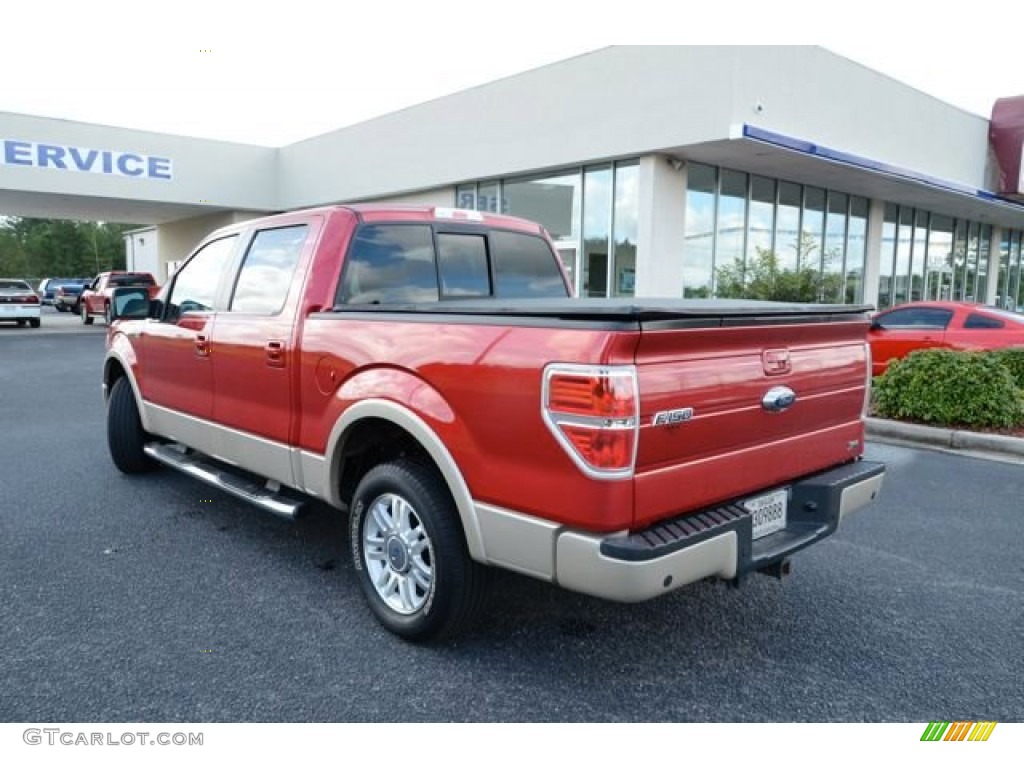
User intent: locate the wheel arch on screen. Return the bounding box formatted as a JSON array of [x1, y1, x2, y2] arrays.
[[103, 346, 151, 432], [325, 399, 486, 563]]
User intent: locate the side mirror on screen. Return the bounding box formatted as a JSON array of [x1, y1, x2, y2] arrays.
[[109, 287, 152, 320], [869, 320, 883, 331]]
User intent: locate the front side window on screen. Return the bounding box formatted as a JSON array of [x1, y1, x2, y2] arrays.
[[339, 225, 438, 304], [166, 236, 237, 321], [876, 307, 954, 329], [963, 313, 1004, 330], [230, 225, 308, 314]]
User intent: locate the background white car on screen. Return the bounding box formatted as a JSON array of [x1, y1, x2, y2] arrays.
[[0, 279, 42, 328]]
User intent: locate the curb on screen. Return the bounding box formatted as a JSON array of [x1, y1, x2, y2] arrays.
[[865, 417, 1024, 459]]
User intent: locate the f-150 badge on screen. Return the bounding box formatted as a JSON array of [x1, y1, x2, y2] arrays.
[[652, 408, 694, 426]]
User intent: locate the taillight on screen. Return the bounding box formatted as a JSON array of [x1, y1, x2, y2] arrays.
[[542, 364, 638, 479], [18, 295, 39, 304]]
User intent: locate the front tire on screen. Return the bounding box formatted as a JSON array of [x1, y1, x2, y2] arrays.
[[349, 459, 487, 642], [107, 377, 157, 473], [81, 303, 93, 325]]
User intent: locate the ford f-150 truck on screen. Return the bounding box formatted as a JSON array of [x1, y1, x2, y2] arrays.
[[102, 204, 884, 641]]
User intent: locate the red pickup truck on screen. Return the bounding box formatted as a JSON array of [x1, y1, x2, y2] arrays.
[[102, 205, 884, 641], [81, 271, 159, 325]]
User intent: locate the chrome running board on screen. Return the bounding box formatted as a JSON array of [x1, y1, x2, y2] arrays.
[[144, 442, 307, 520]]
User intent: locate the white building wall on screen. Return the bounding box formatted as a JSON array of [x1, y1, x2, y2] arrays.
[[636, 155, 687, 297], [727, 47, 993, 191], [154, 211, 269, 277], [0, 111, 278, 221], [124, 228, 160, 279], [278, 47, 736, 209], [862, 199, 886, 309], [369, 187, 455, 207], [277, 46, 996, 211]]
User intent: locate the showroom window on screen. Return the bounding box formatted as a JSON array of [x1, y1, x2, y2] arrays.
[[878, 205, 993, 308], [997, 229, 1023, 311], [454, 160, 639, 298], [683, 162, 869, 303]]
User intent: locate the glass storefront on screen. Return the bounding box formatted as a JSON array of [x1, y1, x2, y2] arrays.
[[457, 158, 1022, 309], [997, 229, 1024, 311], [684, 162, 868, 303], [454, 161, 639, 298], [878, 204, 994, 308]]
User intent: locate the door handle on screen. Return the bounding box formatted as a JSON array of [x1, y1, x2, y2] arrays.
[[195, 334, 211, 357], [266, 340, 285, 368]]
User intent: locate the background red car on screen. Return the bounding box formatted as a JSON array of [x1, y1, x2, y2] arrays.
[[869, 301, 1024, 376]]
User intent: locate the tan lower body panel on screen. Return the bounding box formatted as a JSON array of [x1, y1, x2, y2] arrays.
[[555, 530, 738, 603], [838, 471, 885, 520]]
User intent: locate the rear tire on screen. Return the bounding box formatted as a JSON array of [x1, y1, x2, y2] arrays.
[[349, 459, 487, 642], [81, 303, 93, 325], [107, 377, 157, 473], [28, 318, 40, 328]]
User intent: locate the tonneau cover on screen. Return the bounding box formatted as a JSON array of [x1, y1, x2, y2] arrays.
[[332, 298, 872, 325]]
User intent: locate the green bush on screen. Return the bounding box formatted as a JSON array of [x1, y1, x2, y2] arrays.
[[990, 347, 1024, 390], [873, 349, 1024, 429]]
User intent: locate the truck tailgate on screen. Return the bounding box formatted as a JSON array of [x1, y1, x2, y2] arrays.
[[633, 312, 869, 529]]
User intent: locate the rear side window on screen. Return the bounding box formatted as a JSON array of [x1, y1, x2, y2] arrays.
[[491, 231, 568, 298], [437, 233, 490, 298], [231, 225, 308, 314], [340, 225, 438, 304], [963, 313, 1004, 330]]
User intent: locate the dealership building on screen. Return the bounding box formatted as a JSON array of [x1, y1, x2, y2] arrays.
[[2, 46, 1023, 310]]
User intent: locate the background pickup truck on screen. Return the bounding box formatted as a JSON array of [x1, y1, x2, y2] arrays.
[[81, 271, 159, 325], [103, 205, 884, 641], [53, 278, 93, 313]]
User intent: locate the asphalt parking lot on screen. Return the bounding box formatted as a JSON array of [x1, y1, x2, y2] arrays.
[[1, 314, 1021, 722]]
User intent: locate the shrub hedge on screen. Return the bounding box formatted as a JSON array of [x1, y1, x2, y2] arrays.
[[872, 348, 1024, 429], [990, 347, 1024, 390]]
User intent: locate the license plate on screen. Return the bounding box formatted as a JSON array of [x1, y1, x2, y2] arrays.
[[745, 488, 788, 540]]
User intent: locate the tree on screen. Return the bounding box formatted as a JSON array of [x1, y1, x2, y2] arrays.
[[714, 232, 844, 303], [0, 218, 132, 278]]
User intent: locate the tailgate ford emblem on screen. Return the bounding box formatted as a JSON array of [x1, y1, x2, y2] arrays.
[[762, 386, 796, 413]]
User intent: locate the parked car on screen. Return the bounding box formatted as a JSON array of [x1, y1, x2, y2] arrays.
[[80, 272, 159, 324], [868, 301, 1024, 375], [54, 278, 94, 313], [0, 279, 42, 327], [37, 278, 60, 305]]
